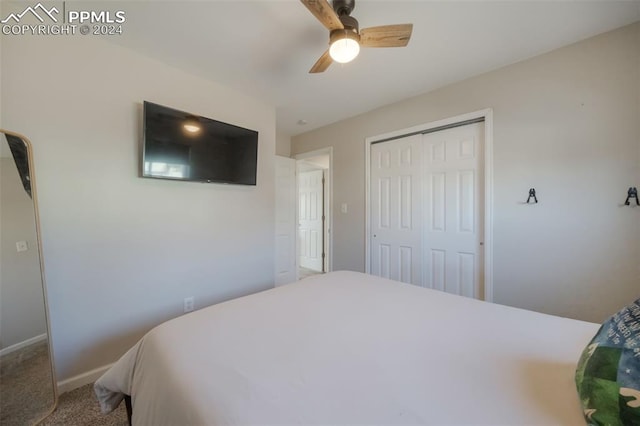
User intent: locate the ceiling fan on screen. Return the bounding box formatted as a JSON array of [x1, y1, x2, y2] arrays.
[[300, 0, 413, 73]]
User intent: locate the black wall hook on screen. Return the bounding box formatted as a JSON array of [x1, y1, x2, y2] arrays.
[[526, 188, 538, 204], [624, 187, 639, 206]]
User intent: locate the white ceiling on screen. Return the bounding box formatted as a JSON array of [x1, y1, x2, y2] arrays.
[[105, 1, 640, 136]]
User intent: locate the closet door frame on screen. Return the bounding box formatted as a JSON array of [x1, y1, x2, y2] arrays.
[[364, 108, 494, 302]]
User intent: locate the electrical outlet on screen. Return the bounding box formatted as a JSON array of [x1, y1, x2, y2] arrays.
[[183, 297, 194, 313], [16, 241, 28, 252]]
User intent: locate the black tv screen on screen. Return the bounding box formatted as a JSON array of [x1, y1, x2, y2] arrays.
[[142, 101, 258, 185]]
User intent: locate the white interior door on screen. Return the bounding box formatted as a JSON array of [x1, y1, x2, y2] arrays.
[[298, 169, 324, 272], [322, 169, 330, 273], [275, 156, 296, 286], [370, 134, 422, 284], [423, 123, 484, 298]]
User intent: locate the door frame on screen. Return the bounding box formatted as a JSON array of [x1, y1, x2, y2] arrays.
[[364, 109, 494, 302], [294, 147, 334, 276]]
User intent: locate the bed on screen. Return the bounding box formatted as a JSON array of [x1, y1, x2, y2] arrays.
[[95, 271, 597, 425]]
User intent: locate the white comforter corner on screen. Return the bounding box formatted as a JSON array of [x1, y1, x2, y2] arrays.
[[94, 340, 141, 414], [95, 271, 598, 425]]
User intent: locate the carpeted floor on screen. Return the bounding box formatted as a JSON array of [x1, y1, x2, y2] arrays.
[[42, 383, 128, 426], [1, 341, 127, 425]]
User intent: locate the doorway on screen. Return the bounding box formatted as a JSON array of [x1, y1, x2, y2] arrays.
[[295, 148, 333, 279]]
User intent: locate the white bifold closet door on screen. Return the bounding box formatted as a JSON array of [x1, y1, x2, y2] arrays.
[[370, 122, 484, 299], [370, 134, 423, 285]]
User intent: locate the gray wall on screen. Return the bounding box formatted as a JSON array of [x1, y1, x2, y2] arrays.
[[0, 155, 47, 350], [1, 34, 276, 381], [292, 23, 640, 323], [276, 130, 292, 157]]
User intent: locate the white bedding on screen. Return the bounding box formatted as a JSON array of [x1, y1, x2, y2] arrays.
[[95, 271, 598, 425]]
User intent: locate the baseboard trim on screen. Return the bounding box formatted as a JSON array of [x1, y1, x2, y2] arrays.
[[0, 333, 47, 356], [57, 363, 114, 394]]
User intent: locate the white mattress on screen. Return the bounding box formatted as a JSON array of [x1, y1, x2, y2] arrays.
[[95, 271, 598, 425]]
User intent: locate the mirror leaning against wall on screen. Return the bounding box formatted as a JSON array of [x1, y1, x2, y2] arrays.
[[0, 129, 57, 424]]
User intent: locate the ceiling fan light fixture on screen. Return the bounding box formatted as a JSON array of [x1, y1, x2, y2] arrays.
[[329, 30, 360, 64], [301, 0, 413, 73]]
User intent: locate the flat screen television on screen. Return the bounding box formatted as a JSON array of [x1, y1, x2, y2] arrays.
[[142, 101, 258, 185]]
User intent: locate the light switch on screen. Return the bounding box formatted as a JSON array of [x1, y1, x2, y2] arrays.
[[341, 203, 348, 213], [16, 241, 28, 252]]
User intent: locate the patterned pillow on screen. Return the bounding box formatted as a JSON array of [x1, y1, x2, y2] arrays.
[[575, 299, 640, 425]]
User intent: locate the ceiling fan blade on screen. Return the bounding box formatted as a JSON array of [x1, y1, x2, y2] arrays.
[[309, 49, 333, 73], [360, 24, 413, 48], [300, 0, 344, 31]]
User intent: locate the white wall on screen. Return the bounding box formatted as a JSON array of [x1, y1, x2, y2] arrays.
[[0, 154, 47, 350], [292, 23, 640, 323], [1, 34, 276, 381]]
